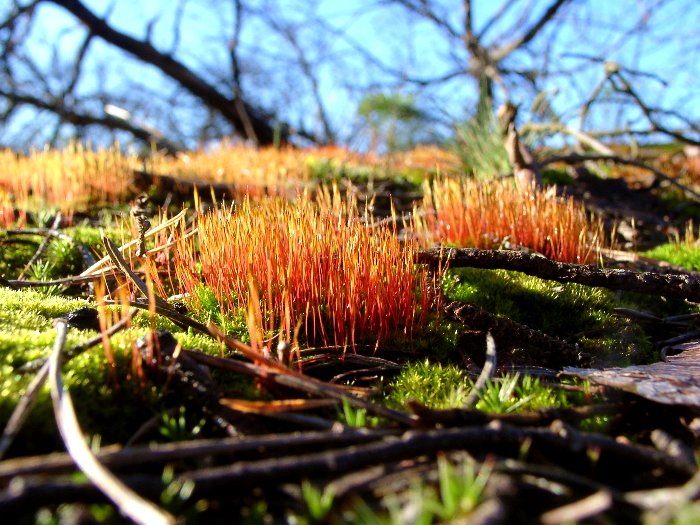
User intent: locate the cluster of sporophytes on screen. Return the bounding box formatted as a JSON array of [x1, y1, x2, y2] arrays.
[[416, 176, 604, 264], [147, 142, 455, 197], [0, 142, 134, 217], [175, 187, 432, 351]]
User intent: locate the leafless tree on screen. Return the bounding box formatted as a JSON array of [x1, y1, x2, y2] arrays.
[[0, 0, 698, 151]]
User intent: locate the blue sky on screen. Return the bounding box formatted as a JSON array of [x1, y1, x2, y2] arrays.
[[4, 0, 700, 148]]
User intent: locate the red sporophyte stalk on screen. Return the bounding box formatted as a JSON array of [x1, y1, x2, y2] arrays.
[[0, 142, 132, 215], [416, 177, 603, 264], [175, 188, 432, 351]]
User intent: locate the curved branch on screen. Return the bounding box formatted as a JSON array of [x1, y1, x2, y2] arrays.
[[47, 0, 282, 145], [610, 71, 700, 147], [492, 0, 571, 61], [0, 88, 183, 153]]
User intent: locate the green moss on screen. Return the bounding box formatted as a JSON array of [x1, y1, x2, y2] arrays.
[[385, 315, 463, 361], [0, 288, 159, 453], [441, 268, 657, 364], [641, 242, 700, 271], [664, 500, 700, 525], [385, 360, 470, 409], [443, 268, 615, 337], [0, 237, 37, 278]]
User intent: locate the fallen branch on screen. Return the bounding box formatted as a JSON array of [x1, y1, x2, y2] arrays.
[[48, 320, 175, 525], [180, 421, 693, 495], [417, 247, 700, 303], [0, 310, 138, 459], [0, 428, 394, 481], [1, 420, 691, 514], [444, 300, 585, 367], [463, 332, 497, 408]]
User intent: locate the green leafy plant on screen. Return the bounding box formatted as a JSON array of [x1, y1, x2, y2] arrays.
[[475, 374, 569, 414], [340, 397, 367, 427], [158, 406, 204, 442], [341, 454, 492, 524], [476, 374, 527, 413], [338, 397, 381, 428], [160, 464, 196, 514], [429, 453, 492, 520]]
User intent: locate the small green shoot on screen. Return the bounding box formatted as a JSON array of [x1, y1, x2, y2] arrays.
[[160, 464, 195, 513], [340, 397, 367, 427], [300, 480, 336, 523], [341, 454, 492, 524], [158, 406, 204, 442], [430, 453, 492, 521], [339, 397, 381, 428], [476, 374, 568, 414], [28, 260, 61, 295]]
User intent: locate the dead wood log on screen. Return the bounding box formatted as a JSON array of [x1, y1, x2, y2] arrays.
[[417, 247, 700, 302]]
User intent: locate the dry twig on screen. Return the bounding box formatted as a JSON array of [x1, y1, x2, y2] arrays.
[[48, 320, 175, 525], [418, 247, 700, 302]]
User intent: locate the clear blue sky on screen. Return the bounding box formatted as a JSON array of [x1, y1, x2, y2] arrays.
[[5, 0, 700, 148]]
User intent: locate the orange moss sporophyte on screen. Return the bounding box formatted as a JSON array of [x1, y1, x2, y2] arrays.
[[0, 190, 26, 228], [174, 188, 433, 351], [0, 142, 133, 215], [416, 176, 603, 264]]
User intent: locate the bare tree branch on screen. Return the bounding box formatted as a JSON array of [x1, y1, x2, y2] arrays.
[[60, 30, 93, 102], [0, 0, 39, 32], [491, 0, 572, 61], [0, 88, 182, 153], [610, 71, 700, 147], [229, 0, 258, 143], [259, 10, 336, 144], [46, 0, 284, 145]]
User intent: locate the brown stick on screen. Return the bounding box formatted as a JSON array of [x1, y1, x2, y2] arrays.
[[417, 247, 700, 302], [444, 300, 586, 367]]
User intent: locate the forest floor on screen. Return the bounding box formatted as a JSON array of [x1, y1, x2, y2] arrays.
[[1, 144, 700, 524]]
